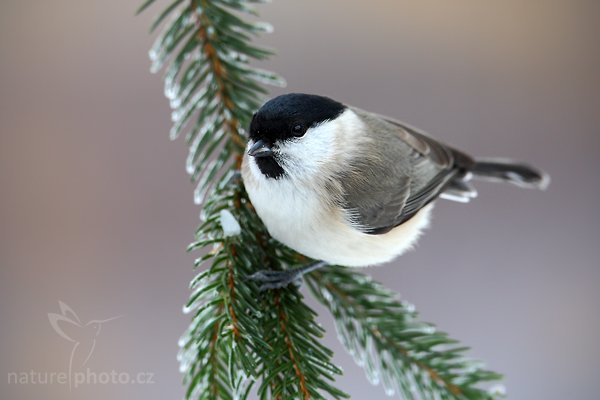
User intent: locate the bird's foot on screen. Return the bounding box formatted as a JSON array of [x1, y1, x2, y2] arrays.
[[226, 170, 242, 187], [246, 261, 328, 291], [247, 269, 303, 291]]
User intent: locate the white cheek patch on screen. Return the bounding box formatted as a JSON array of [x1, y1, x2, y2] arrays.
[[248, 155, 264, 180], [278, 135, 334, 180]]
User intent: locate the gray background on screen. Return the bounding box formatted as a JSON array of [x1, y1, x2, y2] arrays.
[[1, 1, 598, 399]]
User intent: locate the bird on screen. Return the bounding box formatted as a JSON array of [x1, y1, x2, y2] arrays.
[[241, 93, 549, 290]]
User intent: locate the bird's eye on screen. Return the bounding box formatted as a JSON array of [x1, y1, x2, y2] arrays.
[[291, 123, 305, 137]]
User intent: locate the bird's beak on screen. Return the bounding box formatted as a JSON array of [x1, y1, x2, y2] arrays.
[[247, 139, 273, 158]]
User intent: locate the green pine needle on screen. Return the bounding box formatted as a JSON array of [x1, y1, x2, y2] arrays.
[[307, 267, 504, 399]]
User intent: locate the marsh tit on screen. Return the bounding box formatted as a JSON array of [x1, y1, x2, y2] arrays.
[[242, 93, 549, 289]]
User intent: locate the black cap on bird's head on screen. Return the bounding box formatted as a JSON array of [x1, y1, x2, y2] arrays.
[[249, 93, 345, 146], [247, 93, 346, 179]]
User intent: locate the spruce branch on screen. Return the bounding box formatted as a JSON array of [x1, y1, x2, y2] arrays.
[[307, 267, 504, 399], [141, 1, 505, 399], [142, 1, 345, 398]]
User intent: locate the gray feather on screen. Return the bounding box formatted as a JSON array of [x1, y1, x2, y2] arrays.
[[471, 158, 549, 189], [441, 179, 478, 202], [340, 108, 473, 234]]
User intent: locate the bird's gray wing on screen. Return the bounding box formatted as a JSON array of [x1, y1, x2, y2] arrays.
[[339, 157, 412, 234], [340, 109, 472, 234], [373, 113, 455, 169]]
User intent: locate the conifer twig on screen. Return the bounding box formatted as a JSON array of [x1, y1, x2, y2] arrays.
[[307, 267, 504, 399], [141, 1, 346, 398]]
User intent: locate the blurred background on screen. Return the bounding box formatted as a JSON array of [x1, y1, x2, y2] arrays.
[[1, 1, 598, 399]]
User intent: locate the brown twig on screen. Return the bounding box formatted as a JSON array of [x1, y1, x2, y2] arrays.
[[274, 291, 311, 400], [191, 0, 246, 152], [189, 0, 251, 342], [190, 5, 313, 396]]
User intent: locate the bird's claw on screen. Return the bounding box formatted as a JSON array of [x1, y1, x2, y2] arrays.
[[247, 270, 303, 291], [226, 170, 242, 187]]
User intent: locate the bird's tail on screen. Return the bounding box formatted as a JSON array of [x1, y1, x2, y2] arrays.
[[470, 158, 550, 190]]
